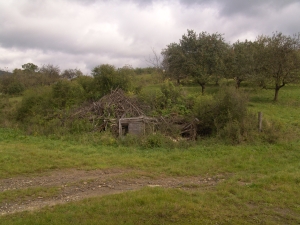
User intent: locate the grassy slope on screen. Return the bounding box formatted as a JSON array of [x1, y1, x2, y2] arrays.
[[1, 83, 300, 224]]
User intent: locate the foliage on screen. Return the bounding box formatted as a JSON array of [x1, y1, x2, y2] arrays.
[[21, 62, 38, 73], [0, 96, 17, 127], [0, 73, 24, 95], [61, 68, 83, 80], [16, 87, 53, 122], [227, 40, 257, 88], [74, 75, 96, 100], [193, 86, 250, 141], [38, 64, 61, 85], [134, 67, 157, 75], [161, 43, 188, 84], [92, 64, 132, 99], [51, 80, 86, 109], [0, 63, 61, 94], [160, 80, 181, 107], [163, 30, 228, 94], [15, 80, 88, 134], [255, 32, 300, 101], [138, 88, 165, 114]]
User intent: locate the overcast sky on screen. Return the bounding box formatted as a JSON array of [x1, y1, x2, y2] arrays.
[[0, 0, 299, 74]]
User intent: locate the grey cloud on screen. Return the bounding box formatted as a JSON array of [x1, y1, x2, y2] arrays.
[[177, 0, 300, 17], [0, 0, 299, 74]]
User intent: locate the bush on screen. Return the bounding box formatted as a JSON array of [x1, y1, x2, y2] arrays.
[[52, 80, 86, 109], [214, 86, 248, 131], [92, 64, 133, 99], [16, 87, 53, 121], [217, 119, 242, 144], [7, 81, 25, 95], [193, 94, 215, 136], [0, 96, 16, 127], [138, 88, 165, 115], [193, 86, 249, 139]]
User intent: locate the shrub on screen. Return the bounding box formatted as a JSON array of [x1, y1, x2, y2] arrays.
[[7, 81, 25, 95], [52, 80, 86, 109], [92, 64, 132, 99], [193, 86, 249, 139], [16, 87, 53, 121], [138, 88, 165, 115], [193, 94, 215, 136], [214, 86, 248, 131]]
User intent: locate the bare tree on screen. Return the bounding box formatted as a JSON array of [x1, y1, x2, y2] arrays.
[[145, 47, 163, 72]]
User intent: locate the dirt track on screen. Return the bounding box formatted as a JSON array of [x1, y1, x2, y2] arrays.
[[0, 169, 225, 216]]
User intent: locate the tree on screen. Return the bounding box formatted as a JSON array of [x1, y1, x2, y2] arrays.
[[145, 47, 163, 72], [22, 63, 38, 74], [164, 30, 228, 94], [39, 64, 60, 85], [182, 30, 228, 94], [92, 64, 132, 98], [229, 40, 257, 88], [161, 43, 188, 84], [61, 68, 83, 80], [256, 32, 300, 101], [74, 75, 95, 100]]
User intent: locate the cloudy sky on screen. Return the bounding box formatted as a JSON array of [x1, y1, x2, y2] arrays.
[[0, 0, 299, 74]]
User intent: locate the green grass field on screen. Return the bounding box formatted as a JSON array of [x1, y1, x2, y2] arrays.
[[1, 83, 300, 224]]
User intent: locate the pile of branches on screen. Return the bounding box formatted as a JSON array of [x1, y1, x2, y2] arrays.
[[158, 114, 199, 140], [68, 89, 198, 139], [98, 88, 144, 118], [70, 88, 145, 132]]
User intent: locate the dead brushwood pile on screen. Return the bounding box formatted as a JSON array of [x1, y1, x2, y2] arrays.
[[71, 89, 145, 133], [70, 88, 198, 139], [158, 115, 198, 140]]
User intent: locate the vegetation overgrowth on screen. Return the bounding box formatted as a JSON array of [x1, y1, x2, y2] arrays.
[[0, 29, 300, 223]]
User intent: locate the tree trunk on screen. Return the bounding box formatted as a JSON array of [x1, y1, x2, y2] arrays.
[[273, 82, 285, 101], [236, 78, 242, 89], [201, 84, 205, 95], [273, 87, 280, 101]]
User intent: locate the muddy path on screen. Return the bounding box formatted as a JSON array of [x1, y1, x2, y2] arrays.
[[0, 169, 226, 216]]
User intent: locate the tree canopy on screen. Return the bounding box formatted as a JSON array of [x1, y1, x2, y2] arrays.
[[256, 32, 300, 101], [162, 30, 228, 94], [92, 64, 133, 99]]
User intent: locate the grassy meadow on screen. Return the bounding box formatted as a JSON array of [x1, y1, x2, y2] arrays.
[[1, 82, 300, 224]]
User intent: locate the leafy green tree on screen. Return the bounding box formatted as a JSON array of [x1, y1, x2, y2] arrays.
[[256, 32, 300, 101], [92, 64, 132, 98], [75, 75, 95, 100], [22, 63, 38, 74], [161, 43, 188, 84], [164, 30, 228, 94], [229, 40, 257, 88], [182, 30, 228, 93]]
